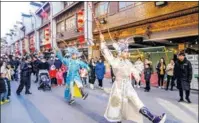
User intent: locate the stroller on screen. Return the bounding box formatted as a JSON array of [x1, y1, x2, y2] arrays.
[[38, 71, 51, 91]]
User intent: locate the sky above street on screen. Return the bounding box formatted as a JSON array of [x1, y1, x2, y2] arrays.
[[1, 2, 34, 37]]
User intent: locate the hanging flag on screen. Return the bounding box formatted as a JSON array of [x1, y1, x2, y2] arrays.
[[30, 2, 42, 7], [21, 13, 32, 18]]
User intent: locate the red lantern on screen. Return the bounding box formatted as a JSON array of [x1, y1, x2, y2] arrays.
[[45, 43, 51, 49], [78, 27, 84, 32], [78, 35, 84, 43], [78, 10, 83, 15], [78, 19, 83, 23]]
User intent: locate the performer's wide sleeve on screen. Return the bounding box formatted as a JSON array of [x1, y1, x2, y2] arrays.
[[100, 42, 117, 66], [79, 60, 90, 71], [56, 50, 69, 65]]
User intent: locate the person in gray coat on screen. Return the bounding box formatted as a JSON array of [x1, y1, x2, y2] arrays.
[[174, 51, 192, 103]]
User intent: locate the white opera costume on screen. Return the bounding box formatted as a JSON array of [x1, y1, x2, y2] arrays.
[[100, 40, 166, 123]]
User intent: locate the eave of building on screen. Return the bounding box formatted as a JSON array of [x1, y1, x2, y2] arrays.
[[53, 2, 80, 19], [36, 20, 50, 31], [93, 6, 198, 35], [26, 30, 35, 36], [35, 2, 49, 14]]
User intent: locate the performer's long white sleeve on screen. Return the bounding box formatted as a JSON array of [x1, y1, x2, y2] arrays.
[[100, 42, 117, 67]]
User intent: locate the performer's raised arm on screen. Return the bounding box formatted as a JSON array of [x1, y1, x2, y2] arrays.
[[55, 49, 69, 65], [100, 34, 117, 66]]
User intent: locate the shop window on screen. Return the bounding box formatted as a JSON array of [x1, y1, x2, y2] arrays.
[[119, 2, 142, 10], [57, 23, 61, 33], [57, 21, 65, 33], [65, 15, 76, 31], [39, 30, 44, 42], [95, 2, 109, 17]]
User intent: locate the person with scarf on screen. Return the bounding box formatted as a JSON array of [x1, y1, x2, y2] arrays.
[[100, 34, 166, 123], [55, 47, 90, 105]]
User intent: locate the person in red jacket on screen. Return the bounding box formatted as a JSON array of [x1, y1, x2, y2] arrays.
[[49, 65, 57, 86]]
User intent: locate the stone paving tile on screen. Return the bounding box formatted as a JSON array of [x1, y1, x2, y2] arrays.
[[1, 76, 198, 123]]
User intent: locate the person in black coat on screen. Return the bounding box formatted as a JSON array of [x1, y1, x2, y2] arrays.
[[54, 56, 62, 69], [38, 57, 49, 71], [16, 56, 32, 95], [144, 63, 152, 92], [33, 56, 41, 83], [89, 58, 96, 89], [174, 51, 193, 103]]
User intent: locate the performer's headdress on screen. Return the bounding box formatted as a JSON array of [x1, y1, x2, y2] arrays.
[[64, 47, 82, 58], [112, 39, 129, 54]]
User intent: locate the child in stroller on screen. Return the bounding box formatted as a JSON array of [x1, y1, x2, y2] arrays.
[[38, 70, 51, 91]]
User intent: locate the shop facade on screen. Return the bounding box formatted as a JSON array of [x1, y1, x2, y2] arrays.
[[92, 2, 198, 58], [91, 2, 198, 88], [54, 2, 89, 58]]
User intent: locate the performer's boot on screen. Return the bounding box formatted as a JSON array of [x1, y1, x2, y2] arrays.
[[69, 99, 75, 105], [80, 88, 88, 100], [139, 107, 166, 123]]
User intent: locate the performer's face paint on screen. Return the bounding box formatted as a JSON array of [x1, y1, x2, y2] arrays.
[[72, 54, 77, 59]]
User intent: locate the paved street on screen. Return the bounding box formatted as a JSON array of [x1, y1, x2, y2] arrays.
[[1, 76, 198, 123]]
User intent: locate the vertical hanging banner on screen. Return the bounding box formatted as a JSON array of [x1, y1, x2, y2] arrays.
[[24, 36, 30, 54], [44, 26, 51, 49], [22, 39, 26, 54], [29, 34, 35, 52]]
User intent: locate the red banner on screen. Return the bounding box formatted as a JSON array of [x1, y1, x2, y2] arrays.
[[29, 34, 35, 52]]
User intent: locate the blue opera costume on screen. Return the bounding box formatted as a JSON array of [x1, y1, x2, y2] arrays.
[[56, 47, 90, 101]]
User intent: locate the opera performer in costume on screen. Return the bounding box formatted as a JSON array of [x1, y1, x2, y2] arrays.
[[55, 47, 90, 105], [100, 34, 166, 123]]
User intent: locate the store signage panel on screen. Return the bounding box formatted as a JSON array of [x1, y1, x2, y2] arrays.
[[186, 54, 198, 90]]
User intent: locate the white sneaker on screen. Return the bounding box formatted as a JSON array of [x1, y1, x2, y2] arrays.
[[134, 85, 137, 88], [99, 86, 104, 90], [90, 84, 94, 90], [137, 85, 140, 88], [158, 86, 161, 89]]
